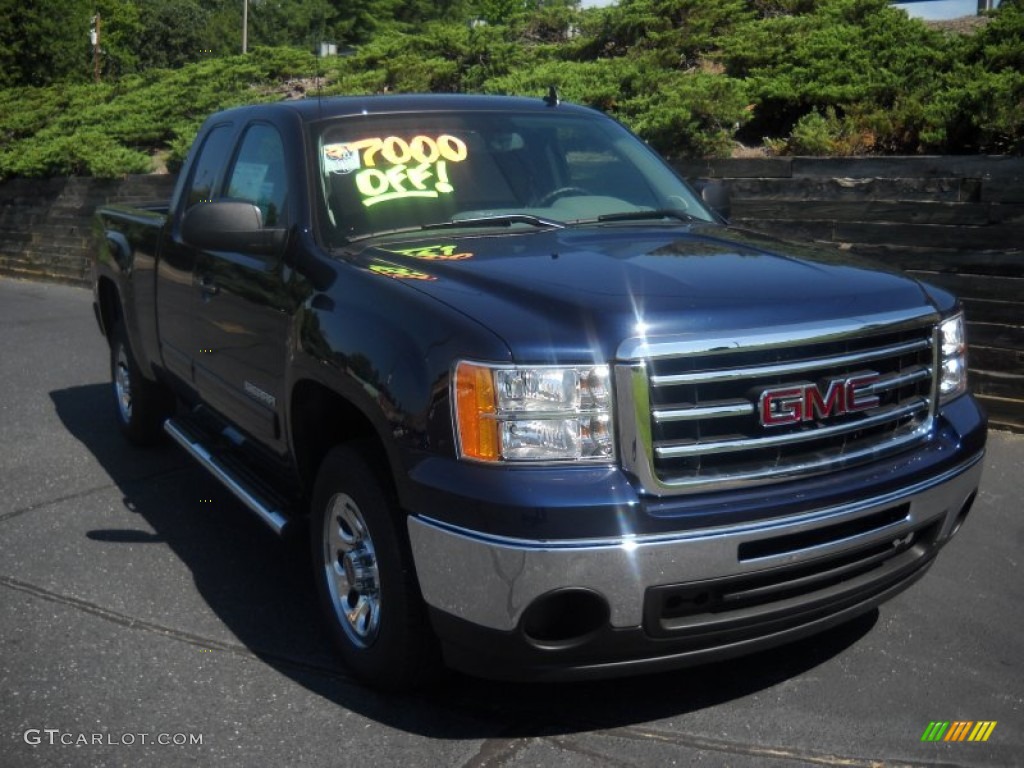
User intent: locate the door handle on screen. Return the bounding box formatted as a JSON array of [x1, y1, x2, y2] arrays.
[[198, 277, 219, 297]]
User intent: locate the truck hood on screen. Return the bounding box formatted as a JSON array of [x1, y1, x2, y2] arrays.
[[352, 224, 937, 362]]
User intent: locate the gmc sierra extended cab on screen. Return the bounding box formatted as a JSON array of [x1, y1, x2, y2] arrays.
[[93, 94, 986, 690]]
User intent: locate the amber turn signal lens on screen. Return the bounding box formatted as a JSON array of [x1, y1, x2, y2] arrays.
[[455, 362, 500, 461]]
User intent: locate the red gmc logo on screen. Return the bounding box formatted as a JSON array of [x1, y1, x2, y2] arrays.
[[758, 373, 881, 427]]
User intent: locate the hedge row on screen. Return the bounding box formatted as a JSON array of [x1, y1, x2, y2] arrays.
[[1, 0, 1021, 178]]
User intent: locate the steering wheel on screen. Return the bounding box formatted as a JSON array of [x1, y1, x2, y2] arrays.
[[537, 186, 590, 207]]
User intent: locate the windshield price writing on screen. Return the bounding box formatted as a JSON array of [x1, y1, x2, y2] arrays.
[[324, 134, 468, 208]]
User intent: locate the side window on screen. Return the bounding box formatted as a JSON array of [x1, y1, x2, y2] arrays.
[[225, 124, 288, 227], [186, 124, 234, 210]]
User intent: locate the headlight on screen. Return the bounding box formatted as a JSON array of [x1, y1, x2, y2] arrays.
[[454, 362, 614, 463], [939, 312, 968, 402]]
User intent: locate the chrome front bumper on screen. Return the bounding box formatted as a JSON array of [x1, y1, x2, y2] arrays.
[[408, 453, 983, 634]]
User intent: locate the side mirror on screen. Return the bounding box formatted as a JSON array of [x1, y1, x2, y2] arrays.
[[181, 201, 287, 258], [692, 180, 731, 221]]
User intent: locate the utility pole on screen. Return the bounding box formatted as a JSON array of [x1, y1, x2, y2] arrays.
[[242, 0, 248, 54], [90, 13, 102, 83]]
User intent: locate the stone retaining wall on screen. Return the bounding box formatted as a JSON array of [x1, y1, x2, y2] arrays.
[[0, 175, 176, 284]]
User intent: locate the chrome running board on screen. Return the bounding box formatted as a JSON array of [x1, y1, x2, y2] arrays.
[[164, 417, 289, 535]]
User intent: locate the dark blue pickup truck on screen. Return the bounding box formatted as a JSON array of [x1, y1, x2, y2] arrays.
[[93, 94, 986, 689]]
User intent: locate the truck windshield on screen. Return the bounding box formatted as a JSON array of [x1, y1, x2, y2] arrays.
[[314, 110, 714, 244]]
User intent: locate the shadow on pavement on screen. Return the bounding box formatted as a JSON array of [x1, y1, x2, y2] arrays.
[[52, 382, 878, 739]]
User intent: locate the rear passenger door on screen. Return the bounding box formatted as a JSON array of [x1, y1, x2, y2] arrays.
[[191, 121, 295, 451]]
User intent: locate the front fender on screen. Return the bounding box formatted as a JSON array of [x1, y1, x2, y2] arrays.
[[291, 262, 511, 503]]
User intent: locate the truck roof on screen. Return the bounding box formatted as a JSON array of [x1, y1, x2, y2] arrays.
[[211, 93, 600, 124]]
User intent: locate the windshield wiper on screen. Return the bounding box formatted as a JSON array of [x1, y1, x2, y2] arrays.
[[423, 214, 566, 231], [592, 210, 700, 224], [341, 214, 565, 244]]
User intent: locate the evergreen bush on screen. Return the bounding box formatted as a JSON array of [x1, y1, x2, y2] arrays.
[[0, 0, 1020, 178]]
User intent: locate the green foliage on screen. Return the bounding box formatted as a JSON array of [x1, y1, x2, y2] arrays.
[[0, 0, 92, 86], [93, 0, 144, 78], [484, 57, 643, 112], [923, 65, 1024, 154], [715, 0, 1024, 155], [923, 1, 1024, 154], [327, 22, 529, 94], [622, 72, 752, 158], [787, 109, 840, 155], [134, 0, 213, 70], [0, 0, 1022, 178], [577, 0, 752, 64], [475, 0, 527, 25], [0, 48, 315, 178], [247, 0, 337, 50], [721, 0, 955, 142]]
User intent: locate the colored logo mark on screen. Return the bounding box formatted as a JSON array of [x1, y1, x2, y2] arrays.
[[921, 721, 997, 742]]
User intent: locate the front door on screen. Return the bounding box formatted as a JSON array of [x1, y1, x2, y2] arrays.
[[191, 121, 295, 451]]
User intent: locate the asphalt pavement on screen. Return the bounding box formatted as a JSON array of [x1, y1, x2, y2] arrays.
[[0, 276, 1021, 767]]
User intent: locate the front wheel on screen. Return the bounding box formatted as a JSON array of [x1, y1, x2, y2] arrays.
[[310, 444, 440, 690], [109, 320, 173, 445]]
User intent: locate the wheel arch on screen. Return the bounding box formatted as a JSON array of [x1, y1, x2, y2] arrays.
[[95, 275, 123, 343], [290, 378, 396, 508]]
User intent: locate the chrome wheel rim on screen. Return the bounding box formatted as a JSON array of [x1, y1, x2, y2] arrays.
[[323, 493, 381, 647], [114, 344, 132, 423]]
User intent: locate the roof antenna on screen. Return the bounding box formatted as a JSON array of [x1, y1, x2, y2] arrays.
[[543, 86, 559, 107]]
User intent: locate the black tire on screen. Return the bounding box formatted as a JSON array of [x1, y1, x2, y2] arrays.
[[310, 443, 441, 691], [109, 320, 174, 445]]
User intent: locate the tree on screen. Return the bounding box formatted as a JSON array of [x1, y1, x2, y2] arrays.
[[134, 0, 213, 70], [0, 0, 92, 86], [923, 1, 1024, 153], [247, 0, 338, 49], [93, 0, 144, 78], [719, 0, 958, 152]]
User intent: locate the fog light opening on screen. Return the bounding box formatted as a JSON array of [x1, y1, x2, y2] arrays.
[[521, 589, 609, 649], [949, 491, 977, 538]]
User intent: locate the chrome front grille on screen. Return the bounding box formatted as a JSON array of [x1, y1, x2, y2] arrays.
[[615, 308, 939, 495]]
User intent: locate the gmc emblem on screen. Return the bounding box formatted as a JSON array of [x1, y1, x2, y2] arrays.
[[758, 373, 880, 427]]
